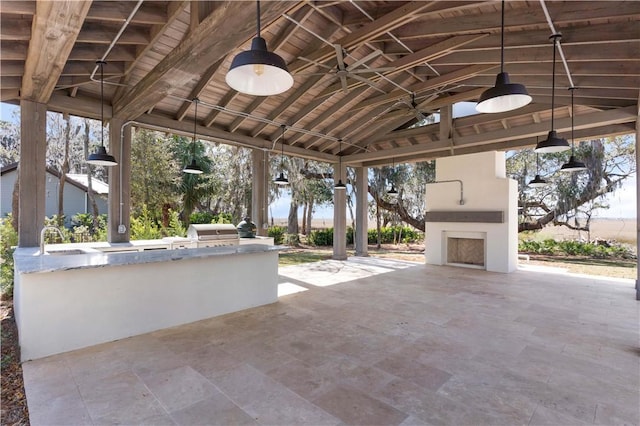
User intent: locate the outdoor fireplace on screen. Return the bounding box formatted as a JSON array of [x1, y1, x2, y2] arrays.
[[425, 151, 517, 273]]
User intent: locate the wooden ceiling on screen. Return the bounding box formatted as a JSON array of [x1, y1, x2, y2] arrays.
[[1, 1, 638, 167]]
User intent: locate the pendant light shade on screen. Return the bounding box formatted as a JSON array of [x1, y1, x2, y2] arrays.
[[528, 174, 548, 188], [87, 60, 117, 167], [274, 125, 289, 185], [387, 158, 399, 196], [528, 140, 547, 187], [335, 139, 346, 190], [183, 98, 203, 174], [476, 0, 531, 113], [226, 1, 293, 96], [560, 87, 587, 172], [535, 34, 569, 153]]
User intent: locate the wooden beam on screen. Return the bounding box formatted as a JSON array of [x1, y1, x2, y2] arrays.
[[175, 57, 225, 121], [113, 1, 295, 120], [21, 0, 92, 103]]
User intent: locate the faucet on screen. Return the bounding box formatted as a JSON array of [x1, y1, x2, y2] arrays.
[[40, 226, 64, 254]]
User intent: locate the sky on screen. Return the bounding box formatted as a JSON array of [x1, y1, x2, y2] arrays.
[[2, 101, 636, 219]]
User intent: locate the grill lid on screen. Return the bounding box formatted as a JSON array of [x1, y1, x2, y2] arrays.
[[187, 224, 239, 241]]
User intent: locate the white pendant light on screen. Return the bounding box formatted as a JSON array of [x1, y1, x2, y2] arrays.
[[274, 125, 289, 185], [225, 1, 293, 96], [535, 34, 570, 153], [560, 87, 587, 172], [87, 60, 118, 167], [183, 98, 203, 174], [476, 0, 531, 113]]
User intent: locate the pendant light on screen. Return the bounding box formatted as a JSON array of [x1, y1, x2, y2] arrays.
[[334, 139, 346, 190], [87, 60, 118, 167], [183, 98, 203, 174], [387, 158, 398, 196], [560, 87, 587, 172], [274, 125, 289, 185], [535, 34, 570, 153], [528, 138, 547, 187], [225, 0, 293, 96], [476, 0, 531, 113]]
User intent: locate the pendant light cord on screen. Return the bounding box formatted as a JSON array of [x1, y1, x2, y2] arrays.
[[549, 34, 560, 129], [256, 0, 261, 37], [192, 98, 199, 159], [569, 87, 575, 154], [500, 0, 505, 74], [280, 125, 286, 168], [338, 139, 343, 181], [99, 60, 105, 148]]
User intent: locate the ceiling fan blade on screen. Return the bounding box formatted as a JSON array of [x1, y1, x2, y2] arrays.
[[297, 56, 333, 71], [346, 49, 383, 70], [349, 74, 385, 94], [348, 67, 394, 74], [334, 44, 346, 71], [340, 75, 348, 93]]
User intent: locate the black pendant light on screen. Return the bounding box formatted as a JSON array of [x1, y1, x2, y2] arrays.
[[535, 34, 570, 153], [560, 87, 587, 172], [87, 61, 118, 167], [387, 158, 398, 196], [274, 125, 289, 185], [225, 0, 293, 96], [183, 98, 203, 174], [334, 139, 346, 190], [476, 0, 531, 113], [528, 138, 547, 187]]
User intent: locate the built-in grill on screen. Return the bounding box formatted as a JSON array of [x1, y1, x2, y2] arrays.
[[187, 224, 239, 247]]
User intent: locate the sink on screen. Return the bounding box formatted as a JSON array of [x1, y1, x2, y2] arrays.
[[44, 249, 88, 256]]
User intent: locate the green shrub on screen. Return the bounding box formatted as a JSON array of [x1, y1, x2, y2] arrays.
[[367, 226, 423, 244], [519, 238, 635, 259], [165, 209, 187, 237], [130, 205, 162, 240], [0, 215, 18, 299], [308, 228, 333, 246], [190, 212, 233, 225], [268, 226, 286, 244]]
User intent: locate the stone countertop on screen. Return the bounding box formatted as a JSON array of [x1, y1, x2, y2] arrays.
[[14, 244, 285, 275]]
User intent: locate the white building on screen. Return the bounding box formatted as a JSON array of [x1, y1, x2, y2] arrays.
[[1, 162, 108, 226]]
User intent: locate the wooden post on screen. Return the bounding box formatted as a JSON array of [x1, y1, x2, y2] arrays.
[[333, 161, 347, 260], [251, 149, 268, 236], [107, 119, 131, 243], [355, 166, 369, 256], [18, 100, 47, 247]]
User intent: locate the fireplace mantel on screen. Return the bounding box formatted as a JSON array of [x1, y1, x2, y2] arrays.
[[425, 211, 503, 223]]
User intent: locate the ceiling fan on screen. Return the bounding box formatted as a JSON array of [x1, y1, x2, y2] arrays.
[[388, 93, 437, 122], [299, 44, 393, 93]]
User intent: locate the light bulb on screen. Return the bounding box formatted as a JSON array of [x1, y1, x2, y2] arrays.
[[253, 63, 265, 76]]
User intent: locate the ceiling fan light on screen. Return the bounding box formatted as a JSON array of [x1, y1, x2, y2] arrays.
[[560, 155, 587, 172], [226, 37, 294, 96], [528, 174, 547, 187], [535, 130, 570, 153], [274, 171, 289, 185], [87, 146, 118, 167], [476, 72, 532, 113], [183, 159, 203, 174]]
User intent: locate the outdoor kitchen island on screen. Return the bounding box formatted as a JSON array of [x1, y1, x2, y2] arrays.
[[13, 243, 282, 361]]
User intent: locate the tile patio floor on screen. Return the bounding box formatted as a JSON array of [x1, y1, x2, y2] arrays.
[[23, 257, 639, 425]]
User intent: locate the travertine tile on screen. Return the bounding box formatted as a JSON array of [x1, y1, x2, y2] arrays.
[[170, 395, 257, 425], [140, 365, 218, 412]]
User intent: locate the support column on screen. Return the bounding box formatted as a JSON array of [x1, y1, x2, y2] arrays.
[[440, 104, 453, 153], [333, 161, 347, 260], [107, 119, 131, 243], [251, 149, 269, 236], [18, 100, 47, 247], [355, 166, 368, 256], [635, 103, 639, 300]]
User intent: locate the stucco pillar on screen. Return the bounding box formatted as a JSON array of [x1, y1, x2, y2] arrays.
[[636, 108, 639, 300], [251, 149, 268, 236], [18, 100, 47, 247], [355, 166, 368, 256], [333, 161, 347, 260], [107, 119, 131, 243]]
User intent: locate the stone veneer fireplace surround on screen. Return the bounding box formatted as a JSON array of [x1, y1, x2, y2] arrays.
[[425, 151, 518, 273]]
